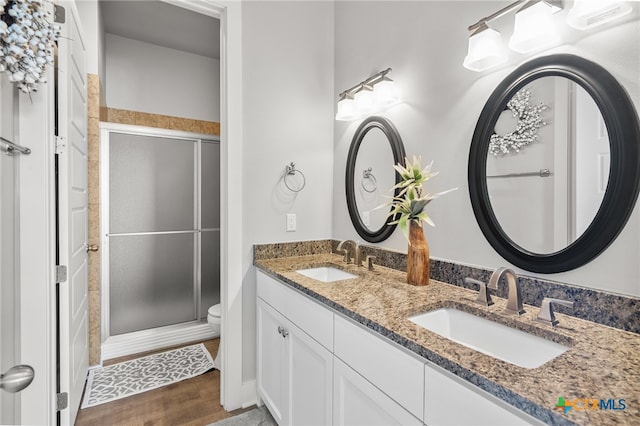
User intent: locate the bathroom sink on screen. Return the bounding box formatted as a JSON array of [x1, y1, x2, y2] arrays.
[[296, 267, 357, 283], [408, 308, 568, 369]]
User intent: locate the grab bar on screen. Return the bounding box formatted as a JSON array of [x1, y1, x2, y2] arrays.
[[0, 136, 31, 156], [487, 168, 551, 179]]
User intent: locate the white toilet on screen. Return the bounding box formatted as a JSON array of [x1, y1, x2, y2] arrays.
[[207, 304, 222, 370]]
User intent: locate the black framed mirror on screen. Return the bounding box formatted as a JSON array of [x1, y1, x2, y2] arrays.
[[469, 54, 640, 273], [346, 116, 406, 243]]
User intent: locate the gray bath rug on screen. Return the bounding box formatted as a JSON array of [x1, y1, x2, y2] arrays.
[[81, 343, 214, 408], [209, 406, 276, 426]]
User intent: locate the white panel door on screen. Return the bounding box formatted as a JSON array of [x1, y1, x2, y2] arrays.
[[288, 319, 333, 426], [333, 357, 422, 426], [57, 2, 88, 424], [256, 299, 287, 425], [0, 75, 19, 426]]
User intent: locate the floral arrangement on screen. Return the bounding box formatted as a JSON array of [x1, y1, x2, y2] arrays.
[[0, 0, 60, 93], [387, 156, 457, 241], [489, 87, 548, 156]]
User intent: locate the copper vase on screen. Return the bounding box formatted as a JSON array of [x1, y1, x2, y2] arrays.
[[407, 220, 430, 286]]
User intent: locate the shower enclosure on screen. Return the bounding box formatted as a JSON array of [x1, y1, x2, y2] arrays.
[[100, 123, 220, 357]]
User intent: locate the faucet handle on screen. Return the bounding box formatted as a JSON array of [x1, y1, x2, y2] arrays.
[[537, 297, 574, 326], [365, 255, 376, 271], [465, 277, 494, 306]]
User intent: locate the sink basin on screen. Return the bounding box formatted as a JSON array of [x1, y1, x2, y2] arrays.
[[296, 267, 357, 283], [408, 308, 568, 369]]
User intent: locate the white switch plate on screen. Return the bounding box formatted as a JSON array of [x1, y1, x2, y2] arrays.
[[286, 213, 296, 232]]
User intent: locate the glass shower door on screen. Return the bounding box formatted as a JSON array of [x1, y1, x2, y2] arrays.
[[200, 140, 221, 318], [108, 133, 198, 335]]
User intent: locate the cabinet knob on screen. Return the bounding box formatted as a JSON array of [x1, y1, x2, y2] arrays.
[[86, 244, 99, 252], [281, 329, 289, 338]]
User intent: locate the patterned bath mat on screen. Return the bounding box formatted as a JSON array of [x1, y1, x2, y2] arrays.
[[81, 343, 215, 408]]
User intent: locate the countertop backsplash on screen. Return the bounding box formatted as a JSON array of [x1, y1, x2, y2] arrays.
[[254, 239, 640, 334]]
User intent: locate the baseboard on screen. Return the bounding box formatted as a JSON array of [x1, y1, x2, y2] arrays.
[[241, 379, 258, 408], [102, 322, 218, 361]]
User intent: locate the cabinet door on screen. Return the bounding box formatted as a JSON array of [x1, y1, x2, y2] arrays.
[[424, 363, 542, 425], [257, 299, 288, 425], [334, 358, 422, 426], [287, 321, 333, 426]]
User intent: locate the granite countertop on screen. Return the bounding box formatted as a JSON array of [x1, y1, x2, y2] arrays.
[[255, 253, 640, 426]]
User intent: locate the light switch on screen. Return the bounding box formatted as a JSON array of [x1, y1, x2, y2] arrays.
[[286, 213, 296, 232]]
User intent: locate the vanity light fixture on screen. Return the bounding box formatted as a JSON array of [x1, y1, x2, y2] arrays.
[[354, 83, 375, 114], [335, 68, 399, 121], [463, 0, 563, 72], [509, 0, 562, 53], [336, 92, 357, 121], [567, 0, 632, 30], [463, 23, 507, 72]]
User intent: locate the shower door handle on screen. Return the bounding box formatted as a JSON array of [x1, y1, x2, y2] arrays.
[[86, 244, 99, 252]]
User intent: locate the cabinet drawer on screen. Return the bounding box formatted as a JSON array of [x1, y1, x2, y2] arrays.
[[257, 270, 333, 350], [334, 314, 424, 420], [285, 286, 333, 350], [257, 271, 286, 313], [424, 362, 543, 425]]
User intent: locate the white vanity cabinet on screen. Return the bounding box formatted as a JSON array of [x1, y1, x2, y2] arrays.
[[256, 273, 333, 426], [256, 270, 543, 426]]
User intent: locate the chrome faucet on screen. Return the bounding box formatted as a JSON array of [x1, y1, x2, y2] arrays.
[[488, 267, 525, 315], [336, 240, 363, 267]]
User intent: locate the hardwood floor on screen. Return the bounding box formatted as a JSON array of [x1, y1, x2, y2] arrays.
[[75, 339, 249, 426]]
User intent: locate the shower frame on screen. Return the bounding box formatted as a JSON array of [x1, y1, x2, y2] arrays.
[[99, 121, 220, 359]]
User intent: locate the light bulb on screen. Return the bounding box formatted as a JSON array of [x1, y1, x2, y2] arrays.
[[509, 1, 559, 53], [354, 84, 375, 114], [373, 77, 399, 107], [567, 0, 632, 30], [336, 93, 357, 121], [463, 24, 507, 72]]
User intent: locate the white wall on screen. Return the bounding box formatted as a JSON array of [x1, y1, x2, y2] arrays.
[[241, 0, 335, 383], [333, 1, 640, 296], [105, 34, 220, 121], [76, 0, 105, 83]]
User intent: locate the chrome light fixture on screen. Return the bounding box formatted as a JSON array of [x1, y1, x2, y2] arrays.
[[354, 83, 375, 114], [509, 0, 562, 53], [567, 0, 632, 30], [463, 23, 507, 72], [464, 0, 565, 72], [335, 68, 399, 121], [336, 92, 357, 121]]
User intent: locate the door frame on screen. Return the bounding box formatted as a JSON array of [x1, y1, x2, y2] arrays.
[[15, 0, 245, 423], [157, 0, 246, 410]]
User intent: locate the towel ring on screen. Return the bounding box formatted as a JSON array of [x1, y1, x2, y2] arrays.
[[284, 162, 306, 192], [361, 167, 377, 193]]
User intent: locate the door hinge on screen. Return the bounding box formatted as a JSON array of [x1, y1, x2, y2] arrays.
[[55, 265, 67, 283], [56, 392, 68, 411], [54, 5, 66, 24], [55, 136, 66, 155]]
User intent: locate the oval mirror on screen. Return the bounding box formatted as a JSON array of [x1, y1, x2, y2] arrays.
[[346, 116, 406, 243], [469, 54, 640, 273]]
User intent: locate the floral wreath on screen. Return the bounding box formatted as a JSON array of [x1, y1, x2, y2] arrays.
[[489, 87, 549, 156], [0, 0, 60, 93]]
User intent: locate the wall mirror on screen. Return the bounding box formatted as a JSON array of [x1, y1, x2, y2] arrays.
[[346, 116, 406, 243], [469, 54, 640, 273]]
